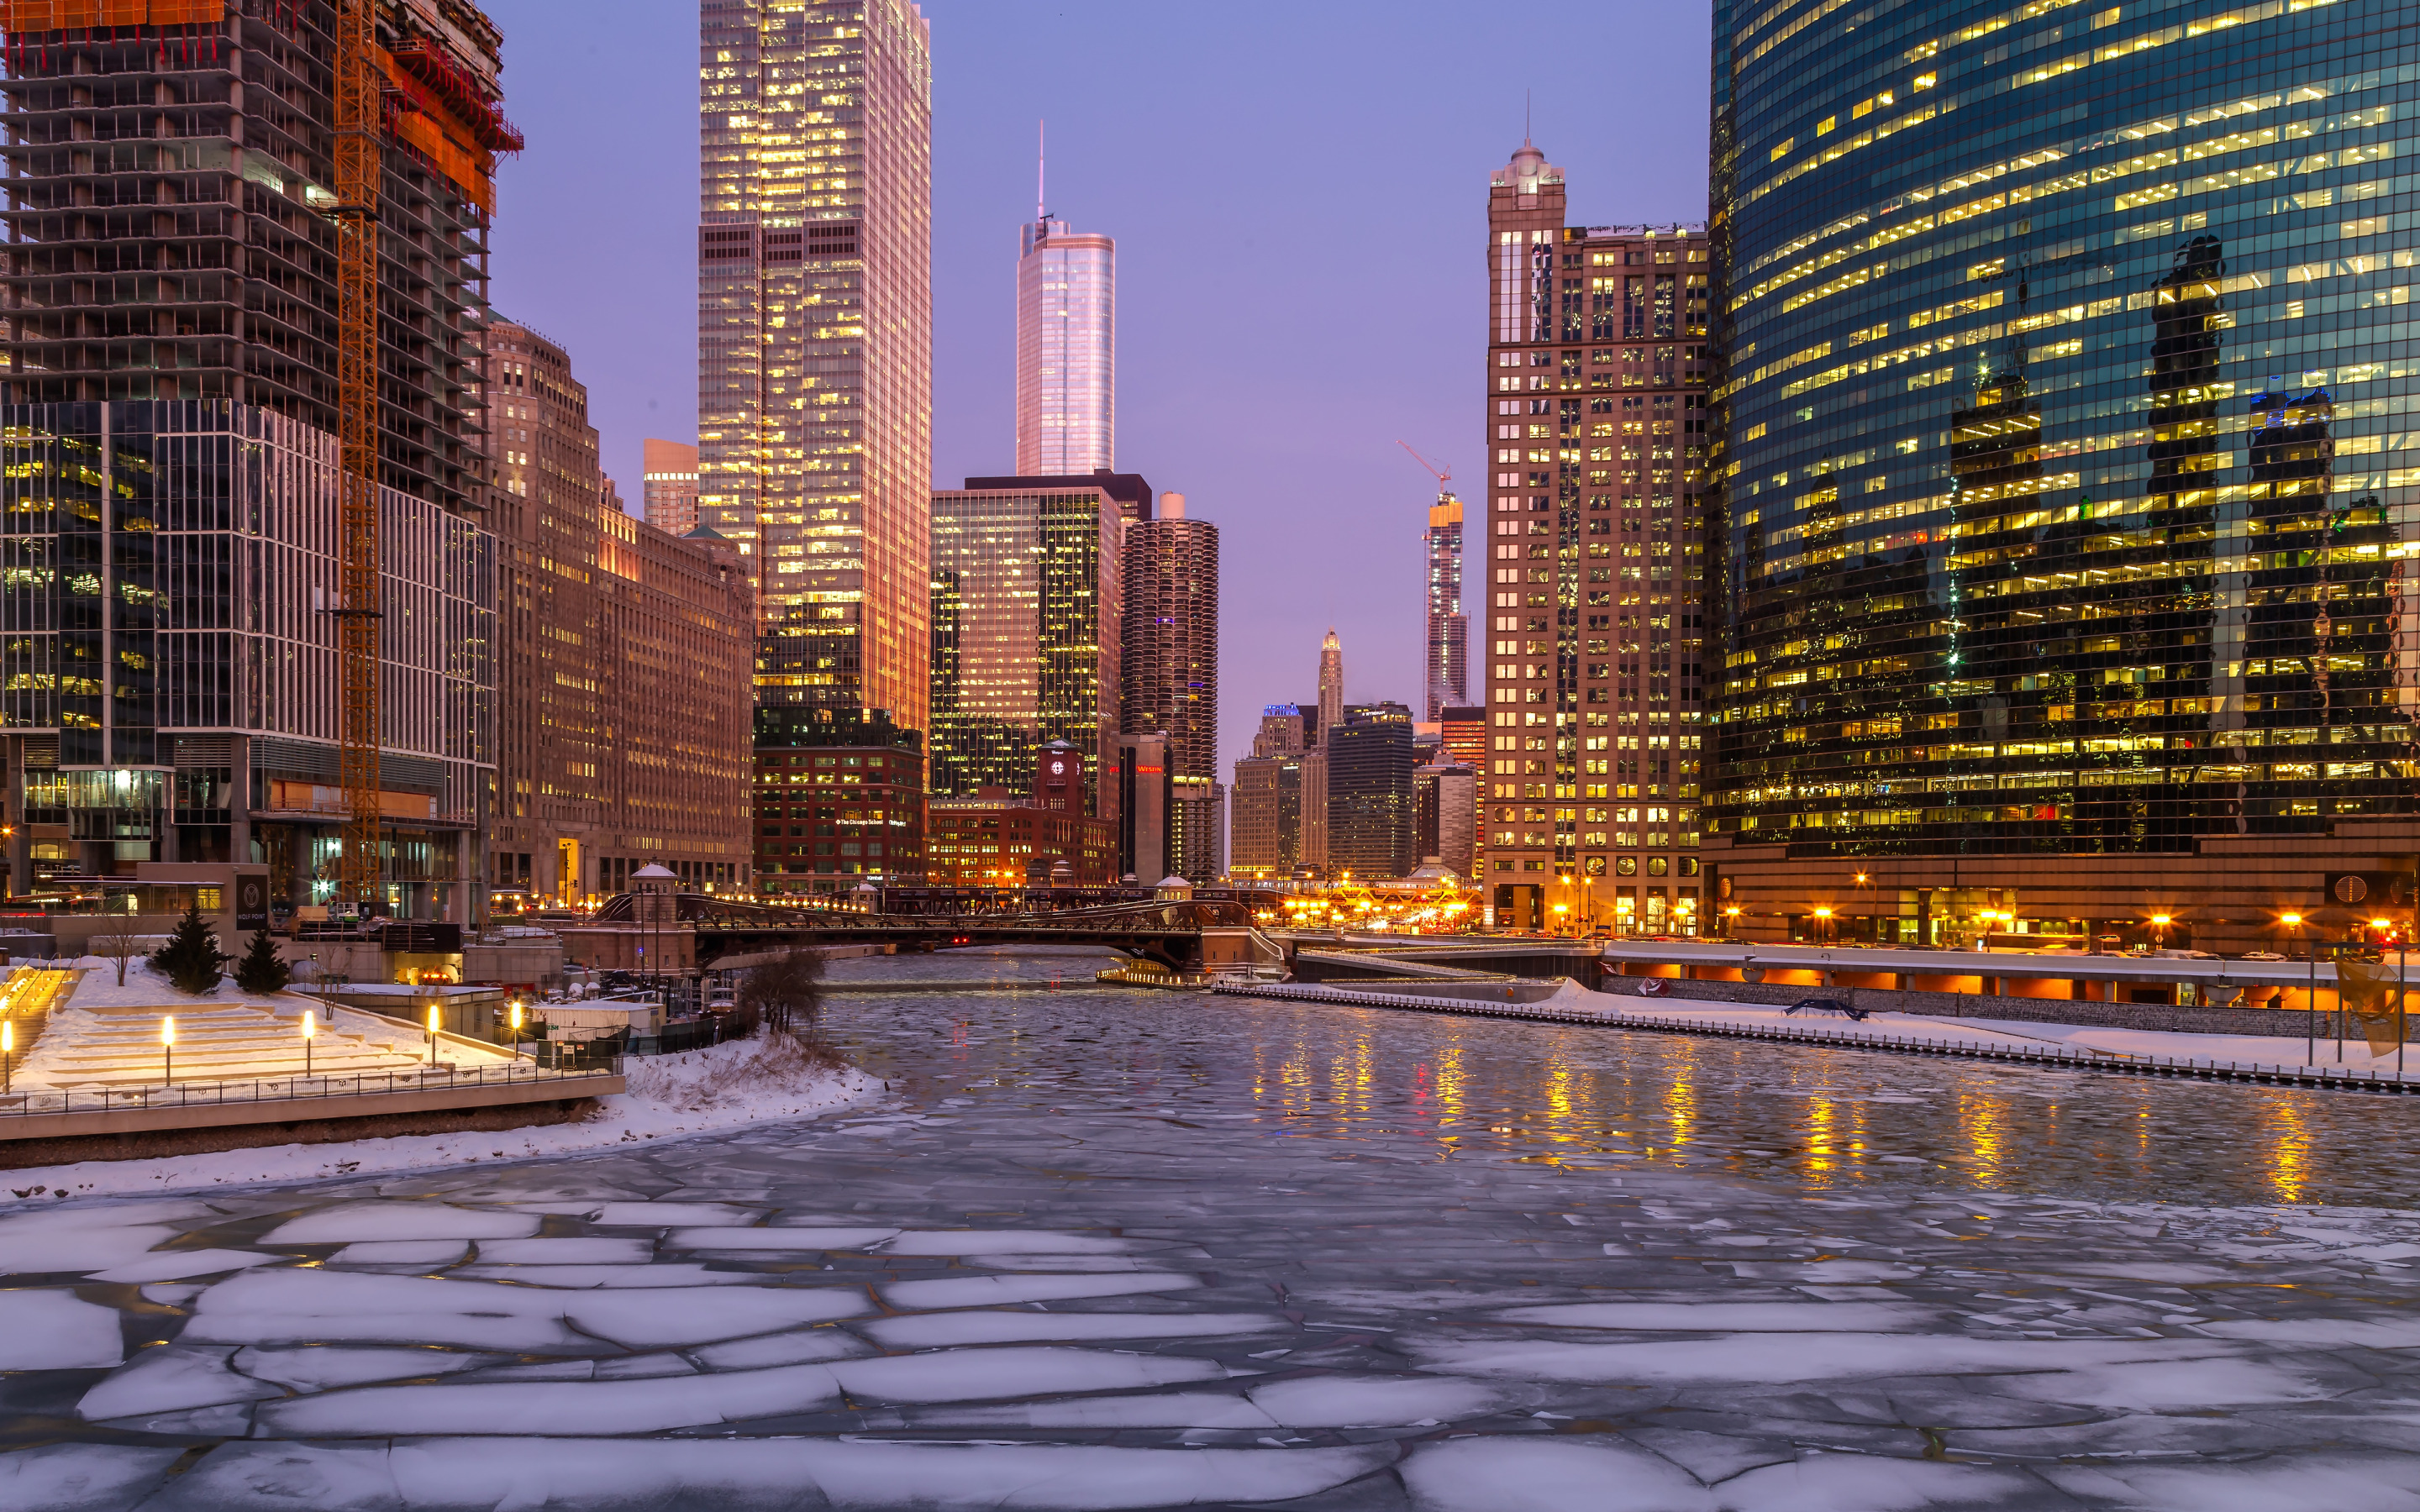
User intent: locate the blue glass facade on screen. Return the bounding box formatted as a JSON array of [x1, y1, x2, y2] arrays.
[[1709, 0, 2418, 947]]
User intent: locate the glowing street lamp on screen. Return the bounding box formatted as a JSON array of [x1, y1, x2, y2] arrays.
[[426, 1004, 441, 1066], [301, 1010, 315, 1079], [2282, 912, 2315, 1063], [2, 1016, 11, 1095], [161, 1015, 175, 1085]]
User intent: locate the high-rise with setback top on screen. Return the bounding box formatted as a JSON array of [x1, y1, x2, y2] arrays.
[[1478, 139, 1712, 935], [698, 0, 934, 742], [1015, 215, 1114, 475], [1425, 496, 1468, 719]]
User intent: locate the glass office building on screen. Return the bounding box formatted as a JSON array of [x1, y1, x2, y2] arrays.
[[1709, 0, 2419, 951]]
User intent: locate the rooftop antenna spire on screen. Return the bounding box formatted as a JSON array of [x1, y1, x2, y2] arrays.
[[1524, 88, 1532, 143], [1037, 118, 1046, 222]]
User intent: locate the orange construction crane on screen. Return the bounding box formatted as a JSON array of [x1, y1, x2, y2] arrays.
[[334, 0, 383, 911], [1395, 439, 1452, 492]]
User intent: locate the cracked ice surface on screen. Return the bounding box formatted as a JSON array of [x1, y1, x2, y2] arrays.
[[8, 952, 2420, 1509]]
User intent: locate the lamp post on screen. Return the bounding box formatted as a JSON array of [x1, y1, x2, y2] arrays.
[[1724, 905, 1741, 941], [509, 999, 524, 1063], [1813, 906, 1833, 947], [3, 1016, 11, 1096], [425, 1003, 440, 1066], [301, 1010, 313, 1080], [161, 1015, 174, 1085], [2284, 913, 2310, 1065]]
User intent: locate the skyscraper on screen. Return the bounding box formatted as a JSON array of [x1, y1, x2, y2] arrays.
[[699, 0, 934, 738], [641, 439, 701, 538], [1231, 706, 1308, 880], [1120, 493, 1219, 785], [928, 477, 1123, 815], [1318, 629, 1345, 738], [1478, 139, 1712, 933], [0, 2, 507, 920], [1329, 703, 1418, 880], [1425, 495, 1468, 719], [1015, 214, 1115, 475], [1707, 0, 2420, 953]]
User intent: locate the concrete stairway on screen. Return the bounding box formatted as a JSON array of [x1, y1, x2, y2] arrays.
[[43, 1002, 445, 1089]]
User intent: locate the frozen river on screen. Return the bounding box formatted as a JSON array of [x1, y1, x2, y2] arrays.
[[4, 947, 2419, 1509]]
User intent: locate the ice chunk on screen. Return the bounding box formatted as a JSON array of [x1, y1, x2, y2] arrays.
[[1402, 1436, 1717, 1511], [593, 1352, 697, 1380], [880, 1272, 1201, 1309], [87, 1248, 276, 1284], [2042, 1456, 2420, 1512], [328, 1240, 470, 1266], [590, 1201, 764, 1227], [1491, 1301, 1939, 1332], [2202, 1317, 2420, 1348], [1413, 1332, 2241, 1385], [831, 1346, 1230, 1404], [78, 1345, 282, 1420], [1248, 1374, 1527, 1427], [862, 1310, 1286, 1349], [166, 1438, 1396, 1511], [1718, 1454, 2043, 1510], [255, 1360, 844, 1436], [665, 1226, 897, 1252], [450, 1264, 761, 1289], [258, 1203, 540, 1245], [690, 1329, 871, 1370], [922, 1392, 1280, 1429], [233, 1345, 502, 1392], [882, 1229, 1155, 1256], [962, 1253, 1185, 1272], [0, 1201, 201, 1273], [0, 1443, 182, 1512], [183, 1266, 871, 1352], [474, 1237, 654, 1264], [0, 1288, 125, 1369], [1993, 1357, 2336, 1410]]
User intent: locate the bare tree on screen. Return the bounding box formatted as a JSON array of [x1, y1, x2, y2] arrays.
[[93, 917, 147, 988], [734, 952, 823, 1036]]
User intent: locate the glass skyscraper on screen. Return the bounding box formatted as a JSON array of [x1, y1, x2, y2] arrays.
[[1015, 217, 1116, 475], [699, 0, 934, 739], [1709, 0, 2418, 952]]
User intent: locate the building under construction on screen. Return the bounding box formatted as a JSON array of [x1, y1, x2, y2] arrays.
[[0, 0, 512, 921]]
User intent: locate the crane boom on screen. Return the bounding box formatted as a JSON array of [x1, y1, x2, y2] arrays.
[[1395, 439, 1452, 489], [334, 0, 384, 911]]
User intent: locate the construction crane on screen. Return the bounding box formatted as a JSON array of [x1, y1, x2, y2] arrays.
[[1395, 439, 1453, 496], [334, 0, 383, 913]]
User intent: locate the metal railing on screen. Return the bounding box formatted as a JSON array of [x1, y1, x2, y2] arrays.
[[0, 1059, 617, 1120]]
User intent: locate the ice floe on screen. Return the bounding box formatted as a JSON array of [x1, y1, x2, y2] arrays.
[[153, 1437, 1397, 1511], [181, 1266, 871, 1352], [448, 1263, 764, 1288], [1412, 1331, 2242, 1386], [878, 1271, 1201, 1309], [230, 1344, 502, 1391], [663, 1225, 897, 1252], [1489, 1300, 1940, 1331], [83, 1247, 276, 1284], [0, 1443, 184, 1512], [472, 1236, 654, 1263], [0, 1200, 205, 1273], [881, 1228, 1160, 1256], [588, 1201, 764, 1227], [1402, 1436, 1717, 1512], [0, 1289, 125, 1369], [860, 1309, 1286, 1348], [76, 1344, 282, 1421], [326, 1239, 471, 1266], [257, 1202, 539, 1245]]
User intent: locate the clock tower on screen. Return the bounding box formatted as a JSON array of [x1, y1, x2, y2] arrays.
[[1034, 738, 1083, 813]]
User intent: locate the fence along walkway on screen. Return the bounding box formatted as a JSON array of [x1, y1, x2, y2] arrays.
[[1214, 981, 2420, 1095], [0, 1059, 618, 1128]]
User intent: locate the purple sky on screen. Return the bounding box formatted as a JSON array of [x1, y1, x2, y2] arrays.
[[483, 1, 1712, 782]]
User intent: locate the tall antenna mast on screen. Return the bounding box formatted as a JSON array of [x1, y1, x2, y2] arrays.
[[1037, 118, 1046, 221]]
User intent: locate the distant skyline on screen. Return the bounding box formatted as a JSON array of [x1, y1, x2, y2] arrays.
[[482, 0, 1712, 785]]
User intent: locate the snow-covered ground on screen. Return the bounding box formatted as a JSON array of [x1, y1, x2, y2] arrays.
[[10, 958, 520, 1089], [3, 1030, 879, 1201]]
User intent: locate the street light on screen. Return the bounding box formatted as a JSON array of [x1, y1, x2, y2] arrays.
[[2, 1016, 11, 1096], [2283, 912, 2312, 1063], [161, 1015, 174, 1085], [300, 1010, 314, 1079], [2149, 913, 2172, 953], [425, 1003, 440, 1066]]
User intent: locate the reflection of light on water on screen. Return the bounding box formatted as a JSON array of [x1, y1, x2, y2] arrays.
[[1545, 1056, 1576, 1128], [2265, 1095, 2311, 1204], [1435, 1045, 1465, 1123], [1663, 1063, 1697, 1155], [1960, 1089, 2009, 1187], [1805, 1095, 1837, 1179]]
